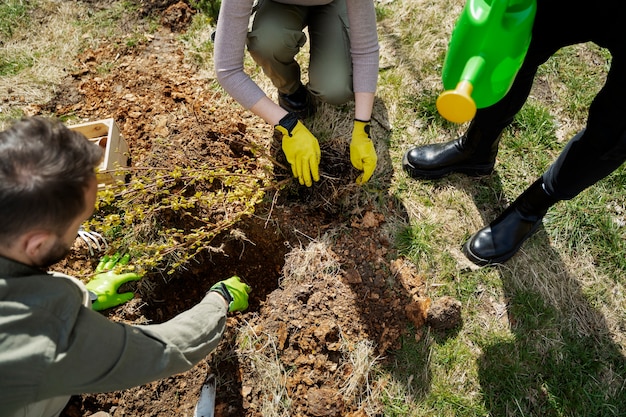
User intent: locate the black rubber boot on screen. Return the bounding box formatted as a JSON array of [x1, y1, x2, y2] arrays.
[[463, 178, 559, 266], [402, 121, 502, 179], [278, 84, 316, 120]]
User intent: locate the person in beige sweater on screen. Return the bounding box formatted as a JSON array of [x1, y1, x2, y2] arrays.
[[214, 0, 380, 186], [0, 117, 251, 417]]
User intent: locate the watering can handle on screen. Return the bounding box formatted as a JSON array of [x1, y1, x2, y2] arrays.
[[483, 0, 510, 22]]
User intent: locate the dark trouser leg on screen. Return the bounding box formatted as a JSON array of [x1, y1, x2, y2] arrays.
[[464, 51, 626, 266], [307, 0, 352, 106], [246, 1, 317, 118], [543, 54, 626, 200], [247, 0, 308, 95], [402, 52, 544, 179], [402, 0, 577, 181]]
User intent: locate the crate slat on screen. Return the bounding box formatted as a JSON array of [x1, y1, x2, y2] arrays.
[[67, 119, 129, 187]]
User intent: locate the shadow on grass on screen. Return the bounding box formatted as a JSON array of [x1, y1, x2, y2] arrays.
[[462, 173, 626, 416]]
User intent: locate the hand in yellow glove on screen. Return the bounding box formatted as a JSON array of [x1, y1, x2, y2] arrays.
[[86, 253, 143, 311], [350, 119, 377, 184], [275, 112, 321, 187], [209, 276, 252, 312]]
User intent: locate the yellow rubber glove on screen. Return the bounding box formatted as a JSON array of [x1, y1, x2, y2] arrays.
[[86, 253, 143, 311], [350, 119, 377, 184], [275, 112, 321, 187]]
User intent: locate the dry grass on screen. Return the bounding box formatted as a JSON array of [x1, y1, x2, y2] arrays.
[[237, 323, 293, 417], [339, 338, 382, 412], [0, 2, 95, 125], [281, 234, 343, 284]]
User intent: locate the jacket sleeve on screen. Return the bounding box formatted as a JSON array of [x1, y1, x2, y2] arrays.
[[41, 291, 227, 396]]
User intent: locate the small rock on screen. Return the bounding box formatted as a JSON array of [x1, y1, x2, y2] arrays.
[[426, 296, 462, 330]]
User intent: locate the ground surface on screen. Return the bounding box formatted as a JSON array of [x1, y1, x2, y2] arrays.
[[41, 2, 460, 416]]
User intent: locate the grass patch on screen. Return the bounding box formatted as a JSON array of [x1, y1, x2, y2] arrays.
[[377, 1, 625, 416], [0, 0, 31, 40], [509, 102, 559, 152], [478, 290, 626, 416], [396, 220, 439, 268], [539, 44, 611, 123], [190, 0, 221, 22], [381, 326, 488, 417], [180, 13, 216, 67], [0, 51, 34, 76], [548, 179, 626, 275]]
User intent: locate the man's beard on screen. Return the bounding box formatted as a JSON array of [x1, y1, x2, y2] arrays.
[[36, 240, 71, 269]]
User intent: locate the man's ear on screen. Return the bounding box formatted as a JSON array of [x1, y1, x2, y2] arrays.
[[23, 231, 56, 263], [0, 230, 54, 266]]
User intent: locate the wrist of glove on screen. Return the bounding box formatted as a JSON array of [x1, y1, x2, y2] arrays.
[[85, 253, 143, 311], [209, 276, 252, 312], [275, 113, 321, 187], [276, 111, 299, 134], [350, 119, 377, 184]]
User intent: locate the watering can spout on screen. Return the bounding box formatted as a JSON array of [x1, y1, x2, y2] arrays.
[[437, 81, 476, 125], [437, 55, 485, 124]]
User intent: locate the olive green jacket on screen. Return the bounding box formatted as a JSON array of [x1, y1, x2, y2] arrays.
[[0, 256, 227, 417]]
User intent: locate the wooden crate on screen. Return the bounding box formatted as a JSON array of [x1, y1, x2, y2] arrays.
[[67, 119, 129, 187]]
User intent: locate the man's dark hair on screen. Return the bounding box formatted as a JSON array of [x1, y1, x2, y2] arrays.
[[0, 117, 103, 241]]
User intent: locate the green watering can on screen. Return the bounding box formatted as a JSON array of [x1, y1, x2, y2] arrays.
[[437, 0, 536, 123]]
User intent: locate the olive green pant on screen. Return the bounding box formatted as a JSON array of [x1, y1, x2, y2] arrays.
[[246, 0, 353, 105]]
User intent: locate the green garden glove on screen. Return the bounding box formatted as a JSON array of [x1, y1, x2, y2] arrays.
[[209, 276, 252, 312], [86, 253, 143, 311], [350, 119, 377, 184], [275, 112, 321, 187]]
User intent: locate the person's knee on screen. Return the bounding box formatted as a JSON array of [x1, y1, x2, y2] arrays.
[[247, 28, 279, 61], [309, 81, 353, 105], [247, 27, 304, 63]]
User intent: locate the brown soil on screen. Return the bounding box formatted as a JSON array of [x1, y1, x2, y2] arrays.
[[36, 2, 461, 416]]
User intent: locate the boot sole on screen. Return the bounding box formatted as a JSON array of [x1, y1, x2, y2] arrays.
[[462, 221, 542, 266], [401, 153, 494, 180]]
